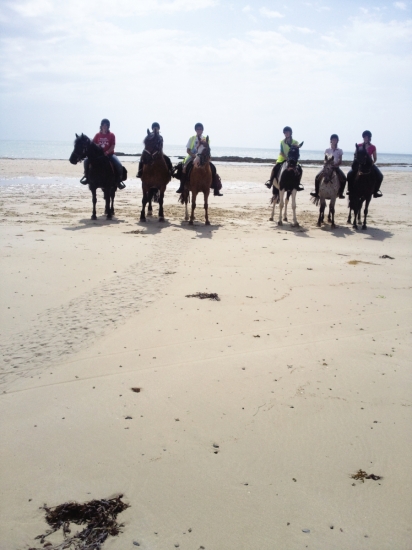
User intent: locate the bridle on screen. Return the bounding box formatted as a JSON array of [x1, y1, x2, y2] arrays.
[[142, 134, 162, 164], [196, 145, 210, 166]]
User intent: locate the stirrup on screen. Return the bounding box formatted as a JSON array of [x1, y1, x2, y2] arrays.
[[373, 190, 383, 198], [297, 185, 304, 191], [265, 180, 272, 189], [80, 176, 88, 185], [117, 182, 126, 190]]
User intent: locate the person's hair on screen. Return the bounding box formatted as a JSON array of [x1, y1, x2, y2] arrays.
[[362, 130, 372, 140], [100, 118, 110, 131], [195, 123, 204, 130], [283, 126, 292, 134], [330, 134, 339, 141], [152, 122, 160, 130]]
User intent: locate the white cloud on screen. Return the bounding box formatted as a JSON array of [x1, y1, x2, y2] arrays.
[[259, 7, 284, 18], [394, 2, 407, 9], [242, 5, 252, 12], [7, 0, 218, 18], [279, 25, 315, 34]]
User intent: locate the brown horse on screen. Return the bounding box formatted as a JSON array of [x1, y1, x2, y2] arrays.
[[181, 137, 212, 225], [140, 129, 171, 222]]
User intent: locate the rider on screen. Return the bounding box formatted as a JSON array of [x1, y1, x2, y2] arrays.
[[83, 119, 125, 188], [311, 134, 346, 199], [136, 122, 174, 179], [358, 130, 383, 198], [175, 122, 223, 196], [266, 126, 302, 188]]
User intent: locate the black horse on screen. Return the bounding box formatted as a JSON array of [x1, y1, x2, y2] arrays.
[[347, 143, 376, 230], [69, 133, 126, 220]]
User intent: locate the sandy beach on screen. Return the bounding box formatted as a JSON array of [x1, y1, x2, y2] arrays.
[[0, 159, 411, 550]]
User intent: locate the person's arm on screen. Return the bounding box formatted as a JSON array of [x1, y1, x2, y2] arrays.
[[371, 148, 377, 164], [336, 152, 342, 166], [187, 148, 196, 158]]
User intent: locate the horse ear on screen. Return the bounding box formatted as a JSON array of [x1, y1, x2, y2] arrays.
[[298, 141, 304, 148], [75, 133, 79, 138], [355, 143, 359, 150], [147, 129, 150, 135], [324, 154, 328, 161], [206, 135, 209, 144]]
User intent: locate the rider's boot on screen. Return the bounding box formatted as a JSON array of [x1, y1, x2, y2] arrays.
[[136, 160, 143, 179], [214, 189, 223, 196], [310, 177, 320, 198]]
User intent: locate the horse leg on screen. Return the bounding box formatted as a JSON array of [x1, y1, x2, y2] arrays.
[[283, 192, 289, 222], [269, 189, 277, 221], [330, 198, 336, 228], [347, 209, 352, 224], [110, 189, 115, 216], [317, 199, 325, 227], [158, 190, 165, 222], [189, 191, 197, 225], [140, 192, 148, 222], [91, 188, 97, 220], [147, 199, 153, 216], [291, 189, 299, 227], [362, 197, 371, 230], [184, 194, 190, 221], [204, 190, 210, 225], [105, 190, 112, 220], [327, 203, 332, 223], [277, 190, 284, 226]]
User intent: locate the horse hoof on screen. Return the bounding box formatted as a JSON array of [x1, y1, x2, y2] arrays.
[[353, 225, 358, 230], [331, 224, 336, 229], [292, 223, 299, 228], [269, 217, 274, 222], [147, 211, 153, 217], [140, 217, 146, 222], [277, 221, 283, 226], [184, 217, 189, 222], [283, 217, 288, 222], [362, 225, 367, 230], [159, 217, 165, 222], [317, 222, 321, 227], [106, 215, 112, 220], [189, 221, 194, 225], [205, 220, 210, 225], [91, 215, 97, 220]]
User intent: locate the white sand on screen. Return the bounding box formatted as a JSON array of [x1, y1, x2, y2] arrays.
[[0, 159, 411, 549]]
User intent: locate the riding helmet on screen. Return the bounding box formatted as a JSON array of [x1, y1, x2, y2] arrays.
[[195, 123, 204, 130], [152, 122, 160, 130], [362, 130, 372, 139], [283, 126, 292, 133], [330, 134, 339, 140], [101, 118, 110, 128]]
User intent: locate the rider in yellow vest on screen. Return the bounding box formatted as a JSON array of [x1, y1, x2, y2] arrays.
[[266, 126, 301, 188], [176, 122, 223, 196]]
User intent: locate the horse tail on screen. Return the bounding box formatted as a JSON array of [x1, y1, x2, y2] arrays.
[[310, 196, 320, 207], [149, 187, 160, 203]]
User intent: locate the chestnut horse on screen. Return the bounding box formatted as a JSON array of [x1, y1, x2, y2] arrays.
[[180, 137, 212, 225], [140, 129, 171, 222]]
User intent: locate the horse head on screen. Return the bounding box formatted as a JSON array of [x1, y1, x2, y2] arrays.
[[197, 135, 211, 166], [322, 154, 335, 182], [287, 143, 301, 166], [142, 130, 164, 164], [69, 133, 91, 164]]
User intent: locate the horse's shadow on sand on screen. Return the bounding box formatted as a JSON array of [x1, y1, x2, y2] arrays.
[[63, 217, 127, 231], [273, 224, 312, 238]]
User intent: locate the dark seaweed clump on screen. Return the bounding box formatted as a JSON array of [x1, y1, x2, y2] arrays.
[[29, 495, 130, 550], [186, 292, 220, 301]]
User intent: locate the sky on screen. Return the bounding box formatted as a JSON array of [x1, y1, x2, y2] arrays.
[[0, 0, 411, 153]]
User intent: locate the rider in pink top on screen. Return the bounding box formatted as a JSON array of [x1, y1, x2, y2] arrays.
[[358, 130, 383, 198]]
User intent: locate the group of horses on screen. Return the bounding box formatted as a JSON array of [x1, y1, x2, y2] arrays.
[[69, 132, 378, 231]]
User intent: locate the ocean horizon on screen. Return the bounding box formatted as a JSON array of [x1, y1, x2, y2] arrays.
[[1, 139, 411, 168]]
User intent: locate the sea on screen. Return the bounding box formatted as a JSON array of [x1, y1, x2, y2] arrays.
[[0, 140, 411, 170]]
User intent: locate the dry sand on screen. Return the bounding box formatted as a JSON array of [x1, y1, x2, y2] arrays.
[[0, 159, 411, 550]]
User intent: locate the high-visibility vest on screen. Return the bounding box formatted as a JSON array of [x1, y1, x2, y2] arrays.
[[277, 138, 299, 163], [184, 135, 210, 163]]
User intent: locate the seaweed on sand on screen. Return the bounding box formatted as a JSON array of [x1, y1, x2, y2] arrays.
[[185, 292, 220, 301], [29, 495, 130, 550]]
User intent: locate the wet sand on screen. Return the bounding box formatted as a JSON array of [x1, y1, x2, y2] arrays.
[[0, 159, 411, 549]]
